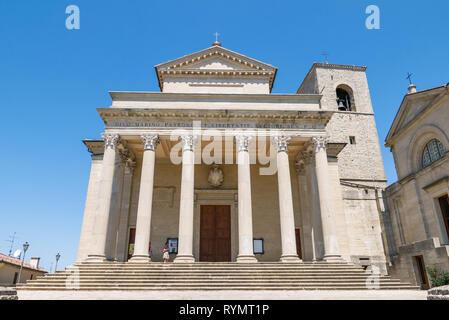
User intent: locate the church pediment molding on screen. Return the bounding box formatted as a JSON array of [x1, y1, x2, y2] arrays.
[[155, 46, 277, 91], [385, 86, 449, 147]]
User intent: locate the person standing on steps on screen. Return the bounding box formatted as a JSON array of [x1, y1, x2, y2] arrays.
[[162, 242, 169, 263]]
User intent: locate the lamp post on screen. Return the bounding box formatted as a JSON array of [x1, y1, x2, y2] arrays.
[[55, 252, 61, 272], [17, 242, 29, 284]]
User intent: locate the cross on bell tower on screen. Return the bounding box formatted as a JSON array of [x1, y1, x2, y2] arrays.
[[212, 32, 221, 46]]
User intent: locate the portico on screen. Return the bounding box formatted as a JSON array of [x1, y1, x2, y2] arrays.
[[82, 114, 343, 264]]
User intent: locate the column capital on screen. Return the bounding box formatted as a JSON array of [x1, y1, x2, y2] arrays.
[[235, 135, 253, 152], [271, 135, 291, 153], [101, 133, 120, 150], [118, 146, 135, 164], [180, 134, 198, 152], [141, 134, 160, 151], [298, 149, 314, 166], [312, 136, 330, 153]]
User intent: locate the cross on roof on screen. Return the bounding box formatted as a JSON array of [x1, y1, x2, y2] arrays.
[[214, 32, 220, 43], [406, 72, 414, 85], [322, 52, 329, 64]]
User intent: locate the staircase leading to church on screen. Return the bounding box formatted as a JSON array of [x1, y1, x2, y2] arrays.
[[16, 262, 419, 291]]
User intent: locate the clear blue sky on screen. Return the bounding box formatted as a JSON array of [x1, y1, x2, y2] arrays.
[[0, 1, 448, 270]]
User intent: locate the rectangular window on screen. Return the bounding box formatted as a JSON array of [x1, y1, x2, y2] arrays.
[[13, 272, 18, 284], [438, 195, 449, 239], [349, 136, 356, 145], [253, 239, 264, 254]]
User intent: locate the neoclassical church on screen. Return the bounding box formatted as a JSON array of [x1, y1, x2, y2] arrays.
[[77, 41, 389, 272], [384, 83, 449, 288]]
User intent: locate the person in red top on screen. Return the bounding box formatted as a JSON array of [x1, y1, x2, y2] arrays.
[[148, 242, 152, 259]]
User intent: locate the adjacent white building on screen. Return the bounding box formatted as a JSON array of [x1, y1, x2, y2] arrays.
[[385, 83, 449, 288]]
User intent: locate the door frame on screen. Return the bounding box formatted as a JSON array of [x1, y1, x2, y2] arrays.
[[194, 189, 238, 262]]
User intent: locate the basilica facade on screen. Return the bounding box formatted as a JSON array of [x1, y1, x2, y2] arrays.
[[77, 43, 388, 273]]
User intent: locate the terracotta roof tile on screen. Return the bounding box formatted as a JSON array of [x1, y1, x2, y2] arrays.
[[0, 253, 47, 273]]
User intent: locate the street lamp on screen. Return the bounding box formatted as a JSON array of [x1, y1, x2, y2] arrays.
[[55, 252, 61, 272], [17, 242, 29, 284]]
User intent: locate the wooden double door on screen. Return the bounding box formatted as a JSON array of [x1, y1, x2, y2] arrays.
[[200, 205, 231, 262]]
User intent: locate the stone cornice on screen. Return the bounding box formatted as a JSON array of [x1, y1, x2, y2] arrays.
[[97, 108, 334, 128], [297, 63, 367, 94], [312, 63, 367, 72], [159, 69, 275, 78], [83, 139, 104, 155], [109, 91, 322, 103], [327, 143, 347, 157]]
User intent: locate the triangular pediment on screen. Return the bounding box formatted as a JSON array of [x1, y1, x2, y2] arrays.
[[386, 86, 448, 146], [155, 45, 277, 92]]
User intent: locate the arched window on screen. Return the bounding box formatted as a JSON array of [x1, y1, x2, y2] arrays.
[[422, 139, 445, 167], [336, 87, 353, 111]]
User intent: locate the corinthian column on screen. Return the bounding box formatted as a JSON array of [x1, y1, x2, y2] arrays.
[[116, 160, 136, 262], [312, 136, 342, 262], [235, 135, 257, 263], [87, 133, 120, 262], [174, 135, 197, 263], [272, 135, 301, 263], [129, 134, 159, 262]]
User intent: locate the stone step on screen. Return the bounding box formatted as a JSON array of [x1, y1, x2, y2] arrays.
[[24, 281, 404, 288], [19, 280, 409, 287], [75, 262, 352, 266], [58, 271, 371, 276], [17, 262, 418, 292], [17, 284, 419, 291], [64, 267, 366, 272], [70, 263, 358, 267], [36, 273, 384, 280], [72, 262, 355, 266]]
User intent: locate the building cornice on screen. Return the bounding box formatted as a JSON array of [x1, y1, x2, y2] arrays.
[[97, 108, 334, 130], [83, 139, 104, 155], [297, 63, 367, 94], [109, 91, 322, 103]]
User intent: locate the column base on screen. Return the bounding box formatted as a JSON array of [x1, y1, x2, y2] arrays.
[[128, 255, 151, 263], [173, 255, 195, 263], [236, 255, 258, 263], [280, 254, 302, 263], [323, 254, 344, 262], [85, 255, 107, 262]]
